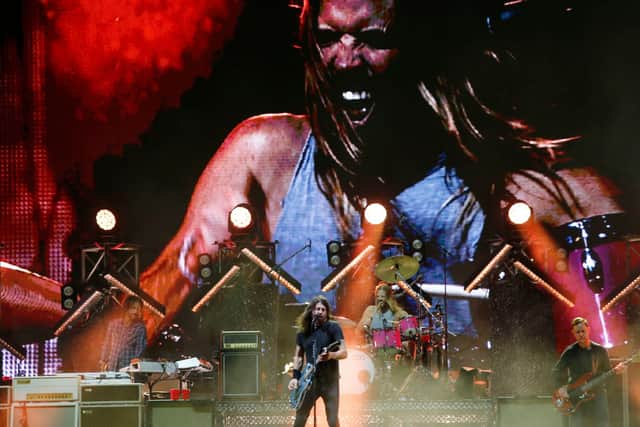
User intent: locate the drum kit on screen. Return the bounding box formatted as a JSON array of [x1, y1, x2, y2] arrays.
[[283, 255, 448, 399], [352, 255, 448, 398]]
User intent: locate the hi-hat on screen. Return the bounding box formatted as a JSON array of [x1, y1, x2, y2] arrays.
[[374, 255, 419, 283]]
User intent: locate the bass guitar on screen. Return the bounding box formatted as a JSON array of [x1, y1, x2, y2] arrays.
[[289, 341, 340, 410], [552, 349, 640, 415]]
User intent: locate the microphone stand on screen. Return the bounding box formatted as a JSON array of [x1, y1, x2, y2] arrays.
[[311, 317, 318, 427]]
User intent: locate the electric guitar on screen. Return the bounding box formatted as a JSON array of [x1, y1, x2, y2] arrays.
[[289, 340, 340, 410], [552, 349, 640, 415]]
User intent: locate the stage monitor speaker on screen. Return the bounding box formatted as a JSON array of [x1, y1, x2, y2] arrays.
[[79, 404, 142, 427], [496, 397, 563, 427], [221, 352, 260, 398]]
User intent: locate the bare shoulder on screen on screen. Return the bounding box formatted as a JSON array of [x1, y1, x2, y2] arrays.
[[507, 166, 623, 225]]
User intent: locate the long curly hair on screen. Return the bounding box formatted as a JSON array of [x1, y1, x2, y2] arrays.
[[295, 295, 332, 336]]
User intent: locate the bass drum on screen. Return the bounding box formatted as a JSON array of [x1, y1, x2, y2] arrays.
[[339, 348, 375, 395]]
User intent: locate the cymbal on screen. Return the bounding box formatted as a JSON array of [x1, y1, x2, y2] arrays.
[[332, 315, 356, 328], [284, 302, 309, 307], [374, 255, 419, 283]]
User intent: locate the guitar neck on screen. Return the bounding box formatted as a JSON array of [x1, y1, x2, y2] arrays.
[[574, 350, 639, 395]]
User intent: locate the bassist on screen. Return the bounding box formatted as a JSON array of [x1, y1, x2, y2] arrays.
[[552, 317, 623, 427], [288, 295, 347, 427]]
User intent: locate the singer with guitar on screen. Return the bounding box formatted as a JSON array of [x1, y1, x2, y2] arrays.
[[288, 295, 347, 427], [552, 317, 624, 427]]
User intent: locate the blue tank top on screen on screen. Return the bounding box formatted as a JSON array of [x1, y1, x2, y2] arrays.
[[272, 134, 485, 336]]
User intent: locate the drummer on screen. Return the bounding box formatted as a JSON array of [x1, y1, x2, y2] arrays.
[[357, 282, 409, 343]]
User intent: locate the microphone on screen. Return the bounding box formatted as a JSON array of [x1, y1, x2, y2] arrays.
[[307, 239, 312, 250]]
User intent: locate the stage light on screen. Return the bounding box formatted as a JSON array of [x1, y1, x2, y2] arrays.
[[198, 253, 214, 283], [96, 208, 117, 231], [60, 283, 78, 310], [506, 201, 532, 225], [601, 272, 640, 313], [103, 273, 166, 318], [54, 290, 105, 336], [240, 247, 301, 295], [0, 335, 26, 360], [364, 202, 387, 225], [228, 203, 254, 235], [464, 244, 513, 292], [326, 240, 347, 267], [513, 260, 574, 308], [192, 265, 241, 312], [411, 239, 424, 262]]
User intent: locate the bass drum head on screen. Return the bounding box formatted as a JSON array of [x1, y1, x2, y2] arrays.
[[339, 348, 375, 395]]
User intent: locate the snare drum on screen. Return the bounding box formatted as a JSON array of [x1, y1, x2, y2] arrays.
[[372, 328, 401, 349], [398, 316, 419, 338]]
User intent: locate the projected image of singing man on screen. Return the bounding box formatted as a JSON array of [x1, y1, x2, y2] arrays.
[[139, 0, 485, 339]]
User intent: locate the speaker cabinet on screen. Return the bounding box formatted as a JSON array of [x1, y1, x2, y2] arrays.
[[496, 397, 563, 427], [0, 407, 8, 427], [11, 402, 78, 427], [79, 404, 142, 427], [221, 352, 260, 398]]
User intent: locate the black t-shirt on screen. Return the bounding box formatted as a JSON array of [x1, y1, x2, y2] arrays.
[[552, 341, 611, 390], [296, 320, 344, 383]]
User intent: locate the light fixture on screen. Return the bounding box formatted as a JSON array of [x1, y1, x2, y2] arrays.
[[326, 240, 348, 267], [513, 260, 574, 308], [411, 239, 424, 262], [506, 201, 532, 225], [228, 203, 255, 236], [54, 290, 106, 336], [321, 245, 376, 292], [601, 273, 640, 313], [464, 244, 513, 292], [363, 202, 387, 225], [60, 283, 78, 310], [102, 273, 166, 318], [197, 253, 214, 285], [0, 335, 26, 360], [96, 208, 117, 232], [240, 247, 301, 295], [192, 265, 241, 312]]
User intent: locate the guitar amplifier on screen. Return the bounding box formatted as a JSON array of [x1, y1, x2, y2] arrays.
[[79, 404, 142, 427], [80, 384, 142, 404], [221, 331, 261, 352]]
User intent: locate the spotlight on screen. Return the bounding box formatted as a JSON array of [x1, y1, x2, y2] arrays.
[[96, 208, 117, 232], [60, 283, 78, 310], [506, 201, 532, 225], [228, 203, 255, 236], [197, 253, 214, 284], [321, 245, 376, 292], [411, 239, 424, 262], [364, 202, 387, 225]]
